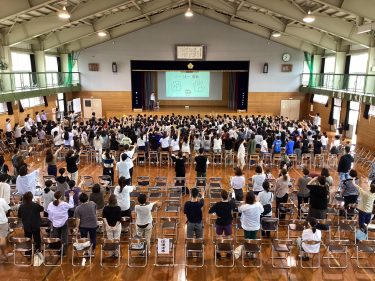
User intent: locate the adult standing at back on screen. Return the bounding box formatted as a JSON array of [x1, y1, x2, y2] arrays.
[[307, 176, 329, 219], [238, 192, 264, 239], [195, 148, 209, 177], [114, 176, 134, 218], [18, 192, 44, 253], [230, 167, 245, 201], [47, 191, 74, 254], [337, 146, 354, 189], [74, 193, 98, 253], [184, 188, 204, 239]]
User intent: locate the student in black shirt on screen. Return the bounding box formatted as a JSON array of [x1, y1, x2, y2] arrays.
[[307, 176, 329, 219], [171, 151, 187, 194], [18, 191, 44, 252], [209, 190, 235, 238], [184, 188, 204, 239], [195, 148, 209, 177], [103, 195, 122, 247]]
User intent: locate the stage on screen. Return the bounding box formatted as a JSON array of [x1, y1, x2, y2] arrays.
[[132, 106, 247, 116]]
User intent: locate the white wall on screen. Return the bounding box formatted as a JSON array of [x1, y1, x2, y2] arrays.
[[78, 14, 304, 92]]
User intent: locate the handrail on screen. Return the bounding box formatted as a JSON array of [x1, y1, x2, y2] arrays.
[[0, 71, 80, 93], [300, 73, 375, 96]]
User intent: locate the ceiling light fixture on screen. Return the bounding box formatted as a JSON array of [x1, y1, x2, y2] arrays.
[[58, 6, 70, 19], [303, 10, 315, 23], [271, 32, 281, 38], [97, 31, 108, 37], [185, 0, 193, 17]]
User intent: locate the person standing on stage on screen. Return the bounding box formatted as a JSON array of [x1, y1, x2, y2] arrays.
[[150, 92, 156, 110]]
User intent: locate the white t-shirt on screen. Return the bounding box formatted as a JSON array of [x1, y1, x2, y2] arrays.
[[301, 228, 321, 253], [238, 202, 264, 231], [150, 93, 155, 101], [257, 191, 273, 216], [135, 202, 156, 225], [321, 136, 328, 146], [0, 198, 10, 224], [213, 138, 222, 150], [160, 137, 170, 148], [0, 182, 11, 204], [252, 174, 266, 192], [230, 175, 245, 190], [170, 138, 180, 151], [260, 140, 268, 153], [114, 185, 134, 211], [313, 116, 321, 126], [116, 161, 131, 179]]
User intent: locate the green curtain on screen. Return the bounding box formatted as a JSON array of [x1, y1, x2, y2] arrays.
[[64, 53, 74, 85], [304, 52, 314, 87]]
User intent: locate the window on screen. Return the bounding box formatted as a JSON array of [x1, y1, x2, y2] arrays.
[[11, 52, 32, 90], [369, 105, 375, 117], [322, 56, 335, 88], [334, 98, 342, 107], [348, 101, 360, 126], [21, 97, 44, 108], [0, 103, 7, 114], [350, 101, 360, 110], [57, 93, 65, 112], [333, 98, 342, 121], [348, 53, 368, 93], [313, 94, 329, 104], [302, 61, 311, 85], [324, 56, 335, 73], [45, 55, 59, 86]]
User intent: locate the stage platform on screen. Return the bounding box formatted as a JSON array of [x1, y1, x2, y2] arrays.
[[132, 106, 256, 116]]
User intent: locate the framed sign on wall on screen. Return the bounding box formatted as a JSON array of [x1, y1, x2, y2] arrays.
[[175, 45, 206, 60]]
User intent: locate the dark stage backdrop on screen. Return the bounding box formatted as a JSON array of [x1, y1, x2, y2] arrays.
[[131, 60, 250, 110]]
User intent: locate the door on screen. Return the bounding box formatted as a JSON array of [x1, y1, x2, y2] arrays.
[[280, 100, 300, 120], [92, 99, 102, 118], [82, 98, 103, 119]]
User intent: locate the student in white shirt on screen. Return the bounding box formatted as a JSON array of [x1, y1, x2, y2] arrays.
[[252, 165, 266, 195], [114, 177, 134, 217], [297, 217, 321, 260], [0, 174, 11, 204], [238, 192, 264, 239], [16, 165, 39, 196], [150, 92, 156, 110], [213, 135, 222, 153], [159, 132, 170, 151], [135, 193, 161, 255], [230, 167, 245, 201], [0, 197, 10, 262], [116, 154, 132, 185]]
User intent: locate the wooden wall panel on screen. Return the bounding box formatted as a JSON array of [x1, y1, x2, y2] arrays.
[[73, 91, 132, 118], [247, 92, 308, 117], [357, 116, 375, 150]]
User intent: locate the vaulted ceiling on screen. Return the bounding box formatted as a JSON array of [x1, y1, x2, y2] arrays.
[[0, 0, 374, 54]]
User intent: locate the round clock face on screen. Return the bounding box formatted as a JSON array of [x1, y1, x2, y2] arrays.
[[282, 53, 291, 62]]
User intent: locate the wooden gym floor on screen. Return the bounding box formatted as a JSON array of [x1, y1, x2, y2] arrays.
[[0, 150, 374, 281]]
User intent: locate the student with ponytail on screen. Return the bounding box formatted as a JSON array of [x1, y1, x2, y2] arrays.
[[114, 176, 134, 218], [47, 191, 75, 254], [297, 217, 321, 261]]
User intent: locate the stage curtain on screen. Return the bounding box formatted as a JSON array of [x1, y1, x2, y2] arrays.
[[363, 104, 370, 119], [143, 71, 157, 110], [328, 98, 334, 125], [6, 102, 13, 115], [18, 100, 24, 113], [228, 72, 237, 110], [43, 96, 48, 107]]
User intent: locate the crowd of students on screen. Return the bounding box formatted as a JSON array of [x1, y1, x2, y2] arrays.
[[0, 111, 373, 263]]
